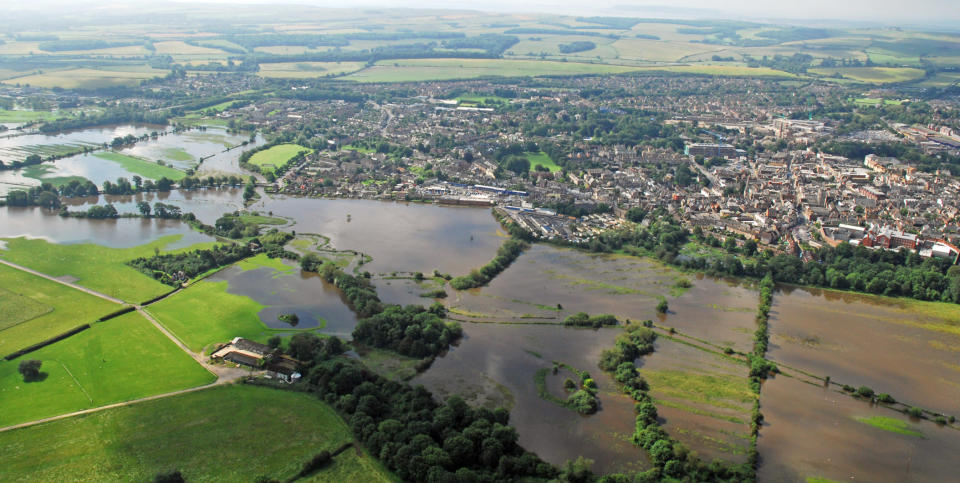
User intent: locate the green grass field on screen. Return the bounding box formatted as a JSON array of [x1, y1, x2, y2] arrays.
[[0, 311, 213, 427], [248, 144, 312, 174], [853, 98, 907, 106], [0, 109, 70, 123], [0, 263, 118, 356], [0, 384, 393, 481], [94, 152, 186, 180], [0, 235, 215, 304], [239, 214, 287, 226], [525, 151, 561, 173], [0, 286, 53, 330], [809, 66, 925, 84], [854, 416, 923, 437], [145, 279, 273, 352]]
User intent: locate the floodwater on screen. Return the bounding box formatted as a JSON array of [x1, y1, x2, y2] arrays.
[[412, 322, 648, 474], [447, 245, 758, 350], [210, 259, 359, 338], [758, 374, 960, 482], [768, 286, 960, 417], [0, 126, 261, 195], [0, 205, 212, 248], [63, 188, 245, 225], [257, 196, 505, 275]]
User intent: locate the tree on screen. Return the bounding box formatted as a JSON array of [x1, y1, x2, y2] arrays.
[[18, 359, 42, 382], [137, 201, 151, 217], [656, 299, 669, 314]]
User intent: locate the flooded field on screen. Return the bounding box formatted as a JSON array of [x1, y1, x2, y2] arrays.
[[0, 205, 212, 248], [63, 187, 245, 225], [209, 258, 359, 338], [768, 286, 960, 417], [412, 322, 647, 474], [638, 337, 753, 464], [758, 374, 960, 482], [259, 196, 505, 275], [447, 245, 758, 351], [0, 126, 260, 195]]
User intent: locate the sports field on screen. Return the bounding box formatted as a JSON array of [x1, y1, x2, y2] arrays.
[[248, 144, 313, 174]]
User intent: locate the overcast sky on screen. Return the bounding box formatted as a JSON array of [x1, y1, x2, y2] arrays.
[[182, 0, 960, 26]]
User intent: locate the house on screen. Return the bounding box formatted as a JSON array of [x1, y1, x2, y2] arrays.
[[211, 337, 275, 368]]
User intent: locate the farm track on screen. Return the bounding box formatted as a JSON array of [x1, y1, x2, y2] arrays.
[[0, 261, 255, 433]]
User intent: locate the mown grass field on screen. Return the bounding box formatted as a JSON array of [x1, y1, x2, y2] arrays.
[[809, 66, 926, 84], [525, 151, 561, 173], [0, 109, 74, 123], [248, 143, 312, 174], [145, 279, 272, 351], [0, 311, 213, 427], [0, 263, 118, 356], [0, 385, 392, 481], [0, 235, 215, 304], [238, 213, 287, 226], [94, 152, 186, 180]]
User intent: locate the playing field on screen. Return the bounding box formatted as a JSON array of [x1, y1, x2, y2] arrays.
[[0, 235, 216, 305], [0, 385, 395, 481], [0, 263, 118, 357], [248, 144, 313, 173], [0, 311, 214, 428], [94, 152, 187, 180], [525, 151, 561, 173]]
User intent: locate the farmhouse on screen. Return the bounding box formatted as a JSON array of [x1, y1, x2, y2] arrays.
[[211, 337, 274, 368]]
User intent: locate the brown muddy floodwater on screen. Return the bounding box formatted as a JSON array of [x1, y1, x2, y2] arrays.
[[759, 374, 960, 482], [210, 259, 359, 338], [769, 286, 960, 417], [413, 323, 648, 474], [448, 244, 759, 351], [63, 187, 245, 225], [0, 205, 213, 248], [258, 197, 504, 276]]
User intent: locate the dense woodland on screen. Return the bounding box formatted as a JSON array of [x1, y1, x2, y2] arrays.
[[352, 303, 461, 359], [261, 334, 558, 482]]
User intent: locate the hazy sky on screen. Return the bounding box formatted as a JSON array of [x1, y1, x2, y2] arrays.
[[188, 0, 960, 26]]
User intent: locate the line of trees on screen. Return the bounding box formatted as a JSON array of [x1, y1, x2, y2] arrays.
[[562, 312, 618, 328], [598, 323, 753, 481], [450, 238, 528, 290]]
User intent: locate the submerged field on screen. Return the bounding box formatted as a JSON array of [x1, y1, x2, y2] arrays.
[[0, 384, 395, 481], [0, 311, 213, 427], [769, 286, 960, 417]]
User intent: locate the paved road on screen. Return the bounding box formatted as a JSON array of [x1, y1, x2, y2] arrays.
[[0, 259, 126, 305]]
